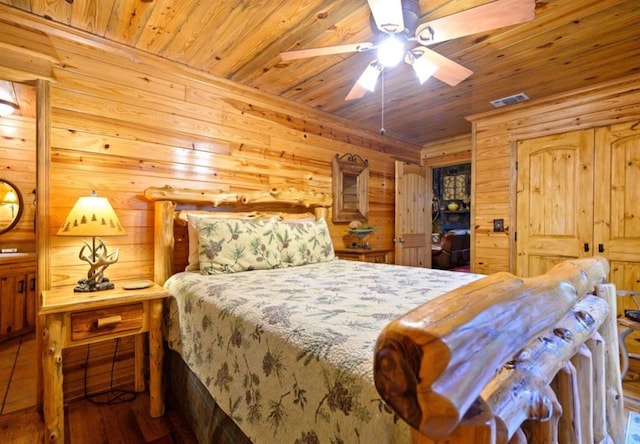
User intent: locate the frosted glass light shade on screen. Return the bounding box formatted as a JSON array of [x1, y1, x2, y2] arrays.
[[0, 99, 17, 117], [413, 56, 439, 84], [57, 193, 125, 237], [357, 62, 383, 92]]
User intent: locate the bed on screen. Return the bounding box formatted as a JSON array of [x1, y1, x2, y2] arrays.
[[144, 185, 624, 444]]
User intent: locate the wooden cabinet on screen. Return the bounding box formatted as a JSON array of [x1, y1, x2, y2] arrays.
[[0, 253, 36, 342], [335, 248, 392, 264]]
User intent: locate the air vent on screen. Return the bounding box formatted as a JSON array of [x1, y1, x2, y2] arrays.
[[490, 93, 530, 108]]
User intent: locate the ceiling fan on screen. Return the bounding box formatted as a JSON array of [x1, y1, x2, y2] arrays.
[[280, 0, 535, 100]]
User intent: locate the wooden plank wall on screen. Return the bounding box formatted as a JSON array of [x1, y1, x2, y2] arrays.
[[1, 10, 421, 400], [0, 114, 36, 252], [468, 73, 640, 275]]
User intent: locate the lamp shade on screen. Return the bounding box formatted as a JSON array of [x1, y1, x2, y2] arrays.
[[2, 190, 18, 204], [57, 193, 125, 237]]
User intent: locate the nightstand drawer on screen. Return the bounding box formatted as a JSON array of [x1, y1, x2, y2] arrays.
[[70, 303, 145, 341]]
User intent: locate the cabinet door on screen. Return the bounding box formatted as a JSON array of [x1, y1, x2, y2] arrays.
[[25, 272, 36, 328], [13, 274, 27, 333], [0, 275, 17, 339], [516, 129, 595, 277]]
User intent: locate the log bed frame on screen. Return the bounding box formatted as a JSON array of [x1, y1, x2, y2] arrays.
[[145, 185, 624, 444]]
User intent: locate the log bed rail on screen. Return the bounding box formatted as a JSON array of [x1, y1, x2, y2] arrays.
[[374, 256, 624, 443], [144, 186, 624, 444]]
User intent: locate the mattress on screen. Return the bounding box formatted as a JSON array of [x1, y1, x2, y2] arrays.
[[164, 259, 483, 443]]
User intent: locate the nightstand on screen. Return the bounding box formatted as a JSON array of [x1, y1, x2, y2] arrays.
[[335, 248, 392, 264], [40, 281, 169, 444]]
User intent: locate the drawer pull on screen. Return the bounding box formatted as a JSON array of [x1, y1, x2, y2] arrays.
[[96, 315, 123, 329]]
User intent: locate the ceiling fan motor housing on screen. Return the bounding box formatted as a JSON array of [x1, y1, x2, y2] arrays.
[[369, 0, 420, 38]]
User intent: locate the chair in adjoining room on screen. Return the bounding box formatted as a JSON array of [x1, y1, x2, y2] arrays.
[[431, 229, 470, 270], [618, 289, 640, 379]]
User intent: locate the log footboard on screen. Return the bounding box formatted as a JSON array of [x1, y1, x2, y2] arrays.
[[374, 257, 624, 443]]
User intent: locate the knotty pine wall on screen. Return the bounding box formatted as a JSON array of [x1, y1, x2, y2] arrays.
[[468, 73, 640, 275], [2, 10, 420, 400]]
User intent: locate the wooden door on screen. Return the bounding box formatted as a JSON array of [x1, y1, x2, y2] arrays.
[[595, 121, 640, 302], [516, 129, 595, 277], [395, 161, 431, 267]]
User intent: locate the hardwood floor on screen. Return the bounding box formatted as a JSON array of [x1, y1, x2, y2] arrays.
[[0, 333, 36, 415], [0, 334, 197, 443], [0, 333, 638, 442]]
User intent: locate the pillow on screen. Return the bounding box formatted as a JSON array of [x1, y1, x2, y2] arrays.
[[197, 218, 281, 274], [276, 218, 336, 267], [185, 212, 257, 271]]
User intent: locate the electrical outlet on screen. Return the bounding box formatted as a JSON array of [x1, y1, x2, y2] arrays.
[[493, 219, 504, 232]]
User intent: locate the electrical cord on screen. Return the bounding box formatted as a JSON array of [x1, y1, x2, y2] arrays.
[[83, 338, 137, 405]]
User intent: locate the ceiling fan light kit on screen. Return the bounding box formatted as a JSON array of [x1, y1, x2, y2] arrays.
[[280, 0, 536, 101], [357, 62, 383, 92], [411, 55, 439, 85], [377, 36, 405, 67], [0, 99, 18, 117]]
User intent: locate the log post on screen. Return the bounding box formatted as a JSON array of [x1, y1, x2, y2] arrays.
[[595, 283, 624, 443], [570, 345, 593, 443]]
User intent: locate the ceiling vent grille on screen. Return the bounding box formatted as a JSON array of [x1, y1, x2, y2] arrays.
[[490, 92, 529, 108]]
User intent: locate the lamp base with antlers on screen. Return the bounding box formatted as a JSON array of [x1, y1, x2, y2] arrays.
[[73, 237, 119, 292]]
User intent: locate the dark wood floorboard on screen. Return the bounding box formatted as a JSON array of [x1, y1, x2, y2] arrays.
[[0, 392, 197, 443]]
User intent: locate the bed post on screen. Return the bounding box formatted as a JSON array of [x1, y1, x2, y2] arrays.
[[153, 199, 176, 285], [314, 207, 327, 221], [596, 283, 624, 443]]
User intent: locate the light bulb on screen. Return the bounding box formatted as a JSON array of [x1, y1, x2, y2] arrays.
[[377, 36, 404, 67]]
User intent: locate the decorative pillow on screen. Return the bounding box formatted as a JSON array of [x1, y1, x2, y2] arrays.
[[185, 213, 259, 272], [197, 218, 281, 274], [276, 218, 336, 267]]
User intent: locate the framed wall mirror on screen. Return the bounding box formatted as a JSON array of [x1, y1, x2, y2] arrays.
[[332, 153, 369, 223], [0, 179, 23, 234]]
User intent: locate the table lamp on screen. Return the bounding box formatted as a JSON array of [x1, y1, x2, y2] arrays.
[[57, 191, 126, 292]]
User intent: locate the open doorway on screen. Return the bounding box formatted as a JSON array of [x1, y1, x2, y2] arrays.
[[0, 80, 37, 415], [430, 163, 471, 271]]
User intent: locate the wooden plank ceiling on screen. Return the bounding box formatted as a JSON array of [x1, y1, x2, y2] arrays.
[[1, 0, 638, 146]]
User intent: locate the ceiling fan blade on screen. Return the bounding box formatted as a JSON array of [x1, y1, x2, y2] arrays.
[[367, 0, 404, 34], [280, 42, 374, 61], [412, 47, 472, 86], [415, 0, 535, 45]]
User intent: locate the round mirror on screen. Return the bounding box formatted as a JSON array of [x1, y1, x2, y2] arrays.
[[0, 180, 23, 234]]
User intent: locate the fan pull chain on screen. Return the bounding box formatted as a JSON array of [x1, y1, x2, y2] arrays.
[[380, 69, 386, 136]]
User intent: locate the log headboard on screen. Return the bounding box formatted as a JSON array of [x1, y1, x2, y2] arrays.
[[144, 185, 332, 284]]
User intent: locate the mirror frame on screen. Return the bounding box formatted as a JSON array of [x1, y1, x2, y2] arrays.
[[0, 179, 24, 235], [332, 153, 369, 223]]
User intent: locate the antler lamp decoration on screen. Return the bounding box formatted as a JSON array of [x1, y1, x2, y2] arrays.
[[57, 191, 126, 292]]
